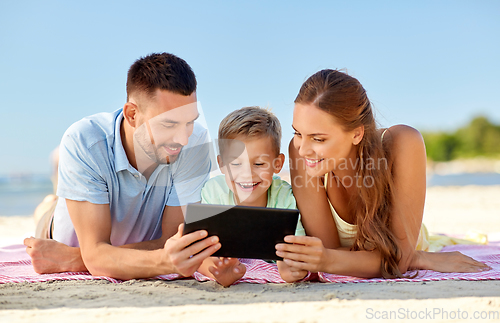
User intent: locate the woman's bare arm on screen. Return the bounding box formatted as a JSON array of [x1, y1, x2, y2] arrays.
[[278, 127, 416, 277], [280, 125, 489, 277], [282, 126, 425, 277], [288, 140, 340, 249], [384, 125, 427, 272]]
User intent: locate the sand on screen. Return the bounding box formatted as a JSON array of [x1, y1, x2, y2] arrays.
[[1, 185, 500, 322]]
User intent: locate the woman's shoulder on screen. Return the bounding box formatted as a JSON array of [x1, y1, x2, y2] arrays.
[[382, 125, 425, 152], [383, 125, 427, 175]]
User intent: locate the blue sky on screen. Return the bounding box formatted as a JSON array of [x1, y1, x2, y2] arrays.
[[1, 0, 499, 176]]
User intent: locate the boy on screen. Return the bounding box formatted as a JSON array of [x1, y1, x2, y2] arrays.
[[197, 106, 307, 286]]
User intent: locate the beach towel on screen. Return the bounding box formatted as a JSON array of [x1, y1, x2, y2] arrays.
[[1, 242, 499, 285], [319, 243, 500, 283], [0, 245, 289, 284]]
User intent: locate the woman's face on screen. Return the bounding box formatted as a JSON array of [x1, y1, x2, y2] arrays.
[[292, 103, 358, 177]]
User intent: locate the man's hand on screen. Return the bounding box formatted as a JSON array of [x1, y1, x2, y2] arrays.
[[162, 223, 221, 277], [23, 237, 86, 274], [23, 223, 220, 278]]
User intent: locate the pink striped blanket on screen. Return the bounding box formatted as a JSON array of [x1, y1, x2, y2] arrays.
[[1, 243, 499, 284]]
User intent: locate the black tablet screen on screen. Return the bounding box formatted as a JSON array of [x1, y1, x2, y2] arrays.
[[183, 203, 299, 260]]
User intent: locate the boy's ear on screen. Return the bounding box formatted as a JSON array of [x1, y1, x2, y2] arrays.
[[217, 155, 226, 174], [352, 125, 365, 145], [123, 102, 139, 128], [273, 153, 285, 174]]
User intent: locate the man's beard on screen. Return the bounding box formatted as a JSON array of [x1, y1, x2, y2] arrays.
[[133, 121, 183, 165], [133, 134, 182, 171], [151, 144, 182, 164]]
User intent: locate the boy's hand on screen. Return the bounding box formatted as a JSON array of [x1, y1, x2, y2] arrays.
[[207, 257, 246, 287], [163, 223, 221, 277], [277, 260, 308, 283], [288, 265, 308, 280]]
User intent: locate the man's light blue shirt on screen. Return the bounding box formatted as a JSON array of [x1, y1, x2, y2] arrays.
[[53, 109, 213, 247]]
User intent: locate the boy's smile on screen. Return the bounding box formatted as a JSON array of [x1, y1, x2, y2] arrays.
[[219, 136, 284, 207], [235, 181, 260, 191]]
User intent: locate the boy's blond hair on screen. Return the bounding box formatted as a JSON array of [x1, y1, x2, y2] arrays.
[[218, 106, 282, 157]]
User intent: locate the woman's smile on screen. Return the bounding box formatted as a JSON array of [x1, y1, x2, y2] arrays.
[[304, 157, 324, 167]]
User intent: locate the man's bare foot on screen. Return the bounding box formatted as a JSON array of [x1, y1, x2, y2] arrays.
[[208, 257, 246, 287], [23, 237, 86, 274]]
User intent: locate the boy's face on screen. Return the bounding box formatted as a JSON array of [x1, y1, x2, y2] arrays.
[[218, 136, 285, 207]]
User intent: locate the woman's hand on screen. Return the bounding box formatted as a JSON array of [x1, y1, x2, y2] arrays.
[[275, 235, 333, 273], [412, 250, 491, 273]]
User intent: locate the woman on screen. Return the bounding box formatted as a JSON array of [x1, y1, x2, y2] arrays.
[[276, 69, 490, 278]]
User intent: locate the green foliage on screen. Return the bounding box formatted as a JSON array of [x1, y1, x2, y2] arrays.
[[421, 116, 500, 161]]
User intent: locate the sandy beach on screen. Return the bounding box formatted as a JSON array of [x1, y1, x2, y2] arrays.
[[1, 185, 500, 322]]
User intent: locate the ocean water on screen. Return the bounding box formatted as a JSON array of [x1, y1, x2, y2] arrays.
[[0, 175, 54, 216], [427, 173, 500, 187], [1, 173, 500, 216]]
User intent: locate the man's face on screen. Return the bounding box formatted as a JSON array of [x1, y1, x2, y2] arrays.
[[133, 89, 198, 165]]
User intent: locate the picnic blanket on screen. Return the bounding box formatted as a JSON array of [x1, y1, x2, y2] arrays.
[[1, 242, 499, 285]]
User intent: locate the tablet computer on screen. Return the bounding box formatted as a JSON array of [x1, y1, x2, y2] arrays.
[[183, 203, 299, 261]]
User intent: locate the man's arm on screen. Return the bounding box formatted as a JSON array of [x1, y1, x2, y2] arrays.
[[24, 203, 192, 274], [66, 200, 219, 280], [119, 204, 185, 250]]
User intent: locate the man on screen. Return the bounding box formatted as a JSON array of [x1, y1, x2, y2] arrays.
[[24, 53, 220, 280]]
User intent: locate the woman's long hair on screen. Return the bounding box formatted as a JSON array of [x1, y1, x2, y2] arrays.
[[295, 69, 404, 278]]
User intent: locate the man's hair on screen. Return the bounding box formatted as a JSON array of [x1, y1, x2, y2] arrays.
[[126, 53, 197, 100], [218, 106, 282, 157]]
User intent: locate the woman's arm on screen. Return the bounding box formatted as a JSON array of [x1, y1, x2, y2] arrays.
[[282, 138, 384, 277], [288, 140, 341, 249], [276, 235, 383, 278], [280, 126, 426, 277], [281, 126, 489, 277], [386, 125, 427, 273]]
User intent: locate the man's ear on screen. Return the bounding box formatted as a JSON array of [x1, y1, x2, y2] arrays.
[[353, 125, 365, 145], [123, 102, 139, 128], [217, 155, 226, 174], [273, 153, 285, 174]]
